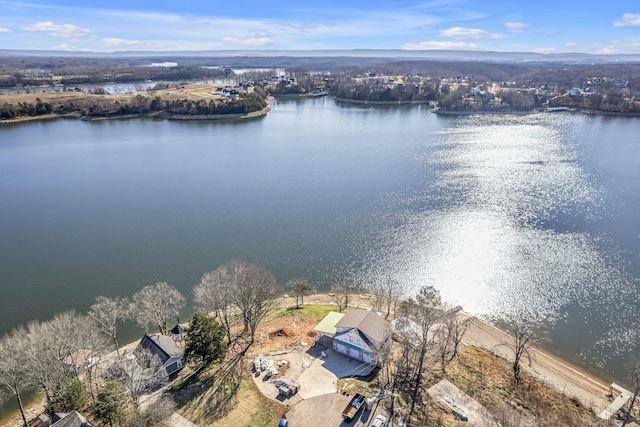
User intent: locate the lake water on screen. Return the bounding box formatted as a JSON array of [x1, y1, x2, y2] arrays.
[[1, 97, 640, 389]]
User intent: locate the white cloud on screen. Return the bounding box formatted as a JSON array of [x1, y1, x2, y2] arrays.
[[101, 38, 164, 49], [222, 36, 277, 47], [0, 28, 11, 33], [588, 39, 640, 54], [23, 21, 91, 37], [505, 22, 529, 33], [402, 41, 479, 50], [440, 27, 506, 40], [614, 13, 640, 28]]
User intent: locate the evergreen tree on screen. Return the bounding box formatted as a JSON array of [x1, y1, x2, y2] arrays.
[[93, 381, 130, 427], [184, 312, 228, 367]]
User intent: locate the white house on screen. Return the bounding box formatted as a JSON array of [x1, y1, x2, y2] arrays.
[[331, 310, 391, 365]]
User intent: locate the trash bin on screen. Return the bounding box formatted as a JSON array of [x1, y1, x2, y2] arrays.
[[365, 398, 374, 411]]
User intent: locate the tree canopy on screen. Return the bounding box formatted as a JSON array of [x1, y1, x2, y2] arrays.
[[184, 312, 228, 367]]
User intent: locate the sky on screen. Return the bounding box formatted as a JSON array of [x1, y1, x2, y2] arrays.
[[0, 0, 639, 54]]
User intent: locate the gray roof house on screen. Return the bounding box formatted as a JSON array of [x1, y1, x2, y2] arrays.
[[134, 333, 186, 381], [331, 310, 391, 365], [39, 411, 96, 427]]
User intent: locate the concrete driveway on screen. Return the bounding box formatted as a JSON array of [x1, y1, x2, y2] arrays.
[[286, 394, 387, 427], [298, 348, 374, 399]]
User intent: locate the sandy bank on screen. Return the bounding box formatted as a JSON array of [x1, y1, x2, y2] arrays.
[[277, 293, 613, 413]]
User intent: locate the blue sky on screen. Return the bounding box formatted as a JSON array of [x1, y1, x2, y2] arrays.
[[0, 0, 639, 53]]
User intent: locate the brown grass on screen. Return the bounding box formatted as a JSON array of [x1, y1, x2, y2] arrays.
[[431, 346, 608, 426], [0, 83, 231, 117]]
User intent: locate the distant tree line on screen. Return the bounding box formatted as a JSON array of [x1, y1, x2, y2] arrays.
[[0, 65, 231, 88], [0, 92, 268, 120]]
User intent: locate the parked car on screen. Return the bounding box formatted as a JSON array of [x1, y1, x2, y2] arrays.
[[372, 414, 387, 427]]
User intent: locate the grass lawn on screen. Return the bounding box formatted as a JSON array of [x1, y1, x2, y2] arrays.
[[269, 305, 352, 320]]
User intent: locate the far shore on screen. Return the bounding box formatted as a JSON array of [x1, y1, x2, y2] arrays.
[[333, 97, 432, 105], [432, 107, 535, 116], [1, 106, 271, 125], [432, 106, 640, 117]]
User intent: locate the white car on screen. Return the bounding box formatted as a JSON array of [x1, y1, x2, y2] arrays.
[[371, 414, 387, 427]]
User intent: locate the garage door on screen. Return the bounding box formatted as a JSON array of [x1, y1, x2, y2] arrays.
[[350, 348, 361, 360], [334, 343, 347, 355]]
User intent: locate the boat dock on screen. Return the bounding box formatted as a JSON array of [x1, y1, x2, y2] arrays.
[[598, 383, 633, 420]]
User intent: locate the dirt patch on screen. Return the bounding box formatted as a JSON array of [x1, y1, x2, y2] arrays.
[[269, 329, 290, 339]]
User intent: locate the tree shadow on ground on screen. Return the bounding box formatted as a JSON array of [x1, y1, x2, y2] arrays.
[[167, 335, 253, 424]]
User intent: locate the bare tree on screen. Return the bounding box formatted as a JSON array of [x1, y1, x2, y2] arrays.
[[104, 348, 162, 408], [133, 282, 185, 335], [194, 266, 235, 345], [0, 327, 31, 427], [382, 278, 404, 319], [23, 312, 99, 411], [622, 354, 640, 427], [286, 279, 312, 309], [404, 286, 443, 422], [122, 397, 175, 427], [74, 317, 109, 402], [331, 277, 356, 312], [228, 260, 278, 342], [369, 281, 386, 313], [23, 321, 62, 411], [42, 311, 85, 381], [88, 296, 132, 355], [499, 313, 544, 387], [436, 305, 471, 375]]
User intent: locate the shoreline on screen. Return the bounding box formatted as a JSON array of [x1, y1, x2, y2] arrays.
[[333, 97, 432, 105], [0, 294, 617, 427], [432, 107, 535, 116], [4, 100, 638, 125], [276, 293, 613, 411], [1, 106, 271, 125], [432, 106, 640, 117]]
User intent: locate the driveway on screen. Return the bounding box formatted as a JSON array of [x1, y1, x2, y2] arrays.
[[286, 394, 387, 427], [298, 348, 374, 399]]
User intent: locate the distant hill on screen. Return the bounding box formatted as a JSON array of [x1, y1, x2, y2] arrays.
[[1, 48, 640, 64]]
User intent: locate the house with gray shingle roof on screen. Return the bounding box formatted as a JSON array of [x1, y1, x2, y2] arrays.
[[331, 310, 391, 365], [39, 411, 96, 427], [134, 333, 186, 381]]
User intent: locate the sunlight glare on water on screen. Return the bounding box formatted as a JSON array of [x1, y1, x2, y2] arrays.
[[358, 113, 640, 371]]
